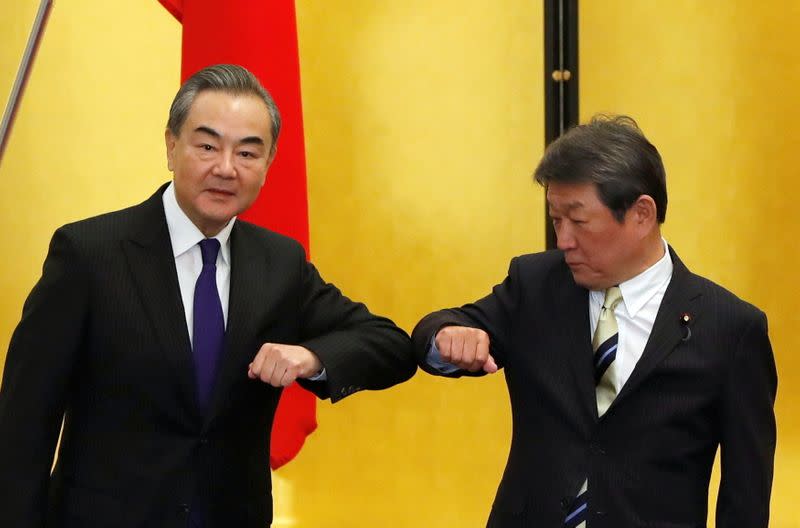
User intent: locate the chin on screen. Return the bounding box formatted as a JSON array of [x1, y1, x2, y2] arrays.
[[570, 272, 604, 291], [570, 272, 589, 288], [201, 204, 238, 221]]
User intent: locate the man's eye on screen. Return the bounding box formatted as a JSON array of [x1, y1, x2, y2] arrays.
[[201, 144, 214, 151], [239, 151, 253, 158]]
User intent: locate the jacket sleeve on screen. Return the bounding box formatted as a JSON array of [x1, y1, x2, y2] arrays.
[[295, 259, 416, 403], [716, 309, 777, 527], [411, 256, 521, 377], [0, 227, 90, 528]]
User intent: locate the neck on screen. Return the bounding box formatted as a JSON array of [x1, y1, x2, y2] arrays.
[[643, 230, 666, 267], [631, 230, 665, 278], [610, 231, 665, 288], [199, 225, 225, 238]]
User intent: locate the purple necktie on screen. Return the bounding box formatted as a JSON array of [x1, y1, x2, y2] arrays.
[[192, 238, 224, 412]]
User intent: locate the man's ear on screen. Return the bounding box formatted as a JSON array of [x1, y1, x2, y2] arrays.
[[165, 129, 176, 172], [631, 194, 658, 227]]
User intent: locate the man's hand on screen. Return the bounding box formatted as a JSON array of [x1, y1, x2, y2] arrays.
[[248, 343, 323, 387], [435, 326, 498, 373]]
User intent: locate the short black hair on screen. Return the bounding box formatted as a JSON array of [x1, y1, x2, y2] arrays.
[[534, 114, 667, 223]]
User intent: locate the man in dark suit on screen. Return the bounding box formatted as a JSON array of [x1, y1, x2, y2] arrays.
[[413, 116, 776, 527], [0, 64, 416, 527]]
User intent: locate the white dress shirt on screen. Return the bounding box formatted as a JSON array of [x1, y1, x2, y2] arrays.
[[590, 239, 672, 392], [162, 183, 328, 381], [162, 182, 234, 346], [425, 240, 673, 380]]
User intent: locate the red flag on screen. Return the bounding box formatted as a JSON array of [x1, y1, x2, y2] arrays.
[[159, 0, 317, 470]]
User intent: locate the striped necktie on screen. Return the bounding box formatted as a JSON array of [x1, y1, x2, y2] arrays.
[[564, 286, 624, 528], [593, 286, 623, 417]]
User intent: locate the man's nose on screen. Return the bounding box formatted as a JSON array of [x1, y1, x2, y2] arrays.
[[555, 225, 576, 251], [213, 151, 236, 178]]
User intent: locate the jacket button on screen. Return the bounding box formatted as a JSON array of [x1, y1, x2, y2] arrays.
[[560, 497, 572, 510], [200, 437, 208, 445], [180, 503, 190, 514]]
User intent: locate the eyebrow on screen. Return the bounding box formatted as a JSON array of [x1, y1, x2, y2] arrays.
[[194, 126, 266, 146]]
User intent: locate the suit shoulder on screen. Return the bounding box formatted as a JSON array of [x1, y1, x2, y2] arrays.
[[52, 196, 158, 249], [492, 250, 574, 300], [509, 250, 569, 283], [689, 273, 766, 323], [513, 250, 565, 270], [233, 220, 307, 257]]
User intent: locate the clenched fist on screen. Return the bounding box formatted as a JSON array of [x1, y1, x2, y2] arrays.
[[248, 343, 323, 387], [435, 326, 498, 373]]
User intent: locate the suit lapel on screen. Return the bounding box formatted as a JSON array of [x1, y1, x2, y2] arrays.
[[205, 222, 275, 426], [553, 263, 597, 421], [121, 185, 198, 418], [612, 248, 701, 409]]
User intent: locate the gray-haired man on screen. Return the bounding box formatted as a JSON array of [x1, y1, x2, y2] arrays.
[[0, 64, 415, 527]]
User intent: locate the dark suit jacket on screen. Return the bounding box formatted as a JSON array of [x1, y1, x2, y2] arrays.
[[413, 249, 776, 528], [0, 184, 416, 528]]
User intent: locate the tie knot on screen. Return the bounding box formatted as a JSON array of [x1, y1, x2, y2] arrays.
[[199, 238, 221, 266], [603, 286, 623, 310]]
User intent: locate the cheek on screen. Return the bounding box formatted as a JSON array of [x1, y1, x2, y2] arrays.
[[174, 156, 199, 176], [579, 233, 616, 265], [599, 234, 631, 267], [237, 174, 266, 204], [246, 170, 267, 191], [576, 232, 602, 252]]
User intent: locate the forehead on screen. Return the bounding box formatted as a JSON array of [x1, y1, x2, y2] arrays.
[[183, 91, 271, 137]]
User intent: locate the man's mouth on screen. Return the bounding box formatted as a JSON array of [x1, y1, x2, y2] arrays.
[[206, 188, 235, 197]]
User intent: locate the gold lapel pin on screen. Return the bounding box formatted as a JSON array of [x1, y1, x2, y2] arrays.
[[679, 312, 692, 341]]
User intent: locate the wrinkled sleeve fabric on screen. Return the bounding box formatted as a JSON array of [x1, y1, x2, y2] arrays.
[[412, 256, 521, 378], [295, 258, 416, 403], [0, 227, 90, 528]]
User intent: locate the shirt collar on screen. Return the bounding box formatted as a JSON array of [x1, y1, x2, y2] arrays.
[[591, 239, 673, 317], [162, 181, 235, 264]]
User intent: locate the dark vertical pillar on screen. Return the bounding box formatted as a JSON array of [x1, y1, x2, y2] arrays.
[[543, 0, 579, 249]]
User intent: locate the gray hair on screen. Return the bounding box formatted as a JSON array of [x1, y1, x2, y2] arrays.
[[167, 64, 281, 157]]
